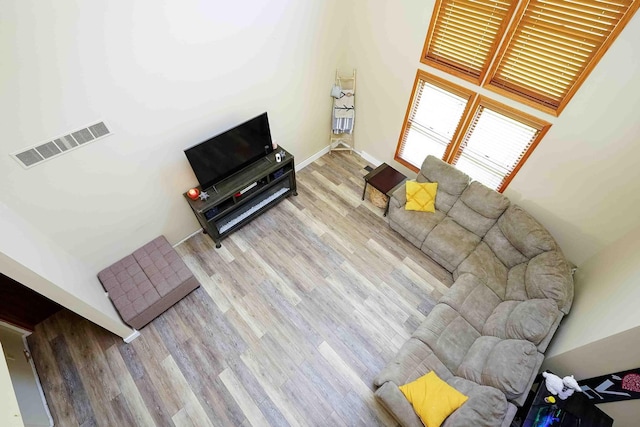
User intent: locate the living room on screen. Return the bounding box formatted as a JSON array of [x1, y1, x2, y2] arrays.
[[1, 0, 640, 425]]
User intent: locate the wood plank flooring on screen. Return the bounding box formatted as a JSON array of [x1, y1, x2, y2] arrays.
[[27, 152, 453, 427]]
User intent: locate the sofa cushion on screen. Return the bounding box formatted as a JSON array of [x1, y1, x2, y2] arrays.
[[422, 217, 481, 272], [406, 181, 438, 212], [536, 313, 564, 354], [483, 224, 530, 268], [443, 377, 512, 427], [417, 156, 470, 214], [413, 304, 480, 374], [483, 299, 559, 345], [507, 299, 560, 343], [525, 251, 573, 313], [457, 337, 538, 400], [454, 242, 508, 299], [399, 371, 468, 427], [375, 381, 423, 427], [482, 301, 518, 341], [505, 262, 528, 301], [440, 274, 502, 333], [447, 182, 510, 237], [374, 337, 453, 387], [459, 182, 511, 219], [498, 205, 557, 259], [389, 200, 446, 248], [376, 376, 512, 427]]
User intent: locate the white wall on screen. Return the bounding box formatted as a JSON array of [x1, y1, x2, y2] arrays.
[[0, 0, 346, 271], [0, 326, 51, 427], [341, 0, 640, 267], [0, 342, 24, 427], [341, 0, 434, 179], [505, 15, 640, 268], [547, 223, 640, 356], [542, 224, 640, 425], [0, 202, 134, 339]]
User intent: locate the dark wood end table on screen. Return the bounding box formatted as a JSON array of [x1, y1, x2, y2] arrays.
[[362, 163, 407, 216]]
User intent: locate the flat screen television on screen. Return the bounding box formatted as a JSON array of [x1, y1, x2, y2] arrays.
[[184, 112, 274, 190]]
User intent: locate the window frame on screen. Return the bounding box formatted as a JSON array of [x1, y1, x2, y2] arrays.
[[395, 71, 551, 192], [420, 0, 520, 85], [450, 96, 551, 192], [423, 0, 640, 116], [394, 70, 475, 173], [483, 0, 640, 116]]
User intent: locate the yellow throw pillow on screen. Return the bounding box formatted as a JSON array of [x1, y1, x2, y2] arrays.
[[399, 371, 468, 427], [405, 181, 438, 212]]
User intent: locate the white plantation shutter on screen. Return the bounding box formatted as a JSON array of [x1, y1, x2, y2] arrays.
[[398, 0, 639, 190], [488, 0, 639, 114], [397, 74, 471, 169], [452, 102, 543, 191], [423, 0, 519, 82], [396, 75, 550, 192]]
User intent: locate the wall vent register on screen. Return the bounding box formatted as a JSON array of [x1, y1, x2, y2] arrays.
[[10, 121, 111, 169]]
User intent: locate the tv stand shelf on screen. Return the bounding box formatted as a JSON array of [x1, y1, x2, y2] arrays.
[[183, 148, 297, 248]]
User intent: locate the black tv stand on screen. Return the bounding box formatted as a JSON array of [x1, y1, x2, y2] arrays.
[[183, 148, 297, 248]]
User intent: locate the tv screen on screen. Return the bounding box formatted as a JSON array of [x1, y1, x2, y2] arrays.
[[184, 112, 273, 190]]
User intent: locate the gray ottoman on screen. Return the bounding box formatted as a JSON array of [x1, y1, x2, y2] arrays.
[[98, 236, 200, 330]]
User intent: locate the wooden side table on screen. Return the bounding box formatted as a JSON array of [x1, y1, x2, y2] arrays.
[[362, 163, 407, 216]]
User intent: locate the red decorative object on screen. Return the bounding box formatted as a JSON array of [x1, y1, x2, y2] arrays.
[[622, 374, 640, 393], [187, 188, 200, 200]]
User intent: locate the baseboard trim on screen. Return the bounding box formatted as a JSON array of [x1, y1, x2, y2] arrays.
[[296, 145, 331, 171], [356, 150, 383, 167], [173, 229, 203, 248], [297, 145, 384, 171], [123, 330, 141, 343]]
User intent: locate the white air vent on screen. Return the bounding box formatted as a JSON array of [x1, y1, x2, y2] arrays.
[[11, 121, 112, 169]]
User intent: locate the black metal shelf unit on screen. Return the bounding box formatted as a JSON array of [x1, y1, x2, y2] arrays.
[[183, 148, 297, 248]]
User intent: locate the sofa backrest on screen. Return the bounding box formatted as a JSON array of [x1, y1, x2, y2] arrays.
[[523, 251, 574, 314], [409, 156, 575, 314], [417, 155, 470, 214], [483, 205, 558, 268], [447, 181, 510, 238]]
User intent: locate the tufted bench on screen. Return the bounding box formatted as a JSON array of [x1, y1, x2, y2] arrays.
[[97, 236, 200, 330]]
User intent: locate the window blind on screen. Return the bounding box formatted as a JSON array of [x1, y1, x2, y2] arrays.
[[452, 102, 544, 191], [488, 0, 639, 113], [396, 74, 470, 169], [422, 0, 519, 82]]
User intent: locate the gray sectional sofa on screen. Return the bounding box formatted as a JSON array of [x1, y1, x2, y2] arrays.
[[374, 156, 574, 427]]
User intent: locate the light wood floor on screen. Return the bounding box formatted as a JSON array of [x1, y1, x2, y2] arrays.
[[28, 152, 453, 427]]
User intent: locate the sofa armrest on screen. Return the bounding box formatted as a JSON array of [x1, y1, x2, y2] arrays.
[[377, 378, 517, 427], [511, 351, 544, 407], [375, 381, 423, 427], [390, 183, 407, 209], [536, 312, 564, 353], [501, 403, 518, 427]]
